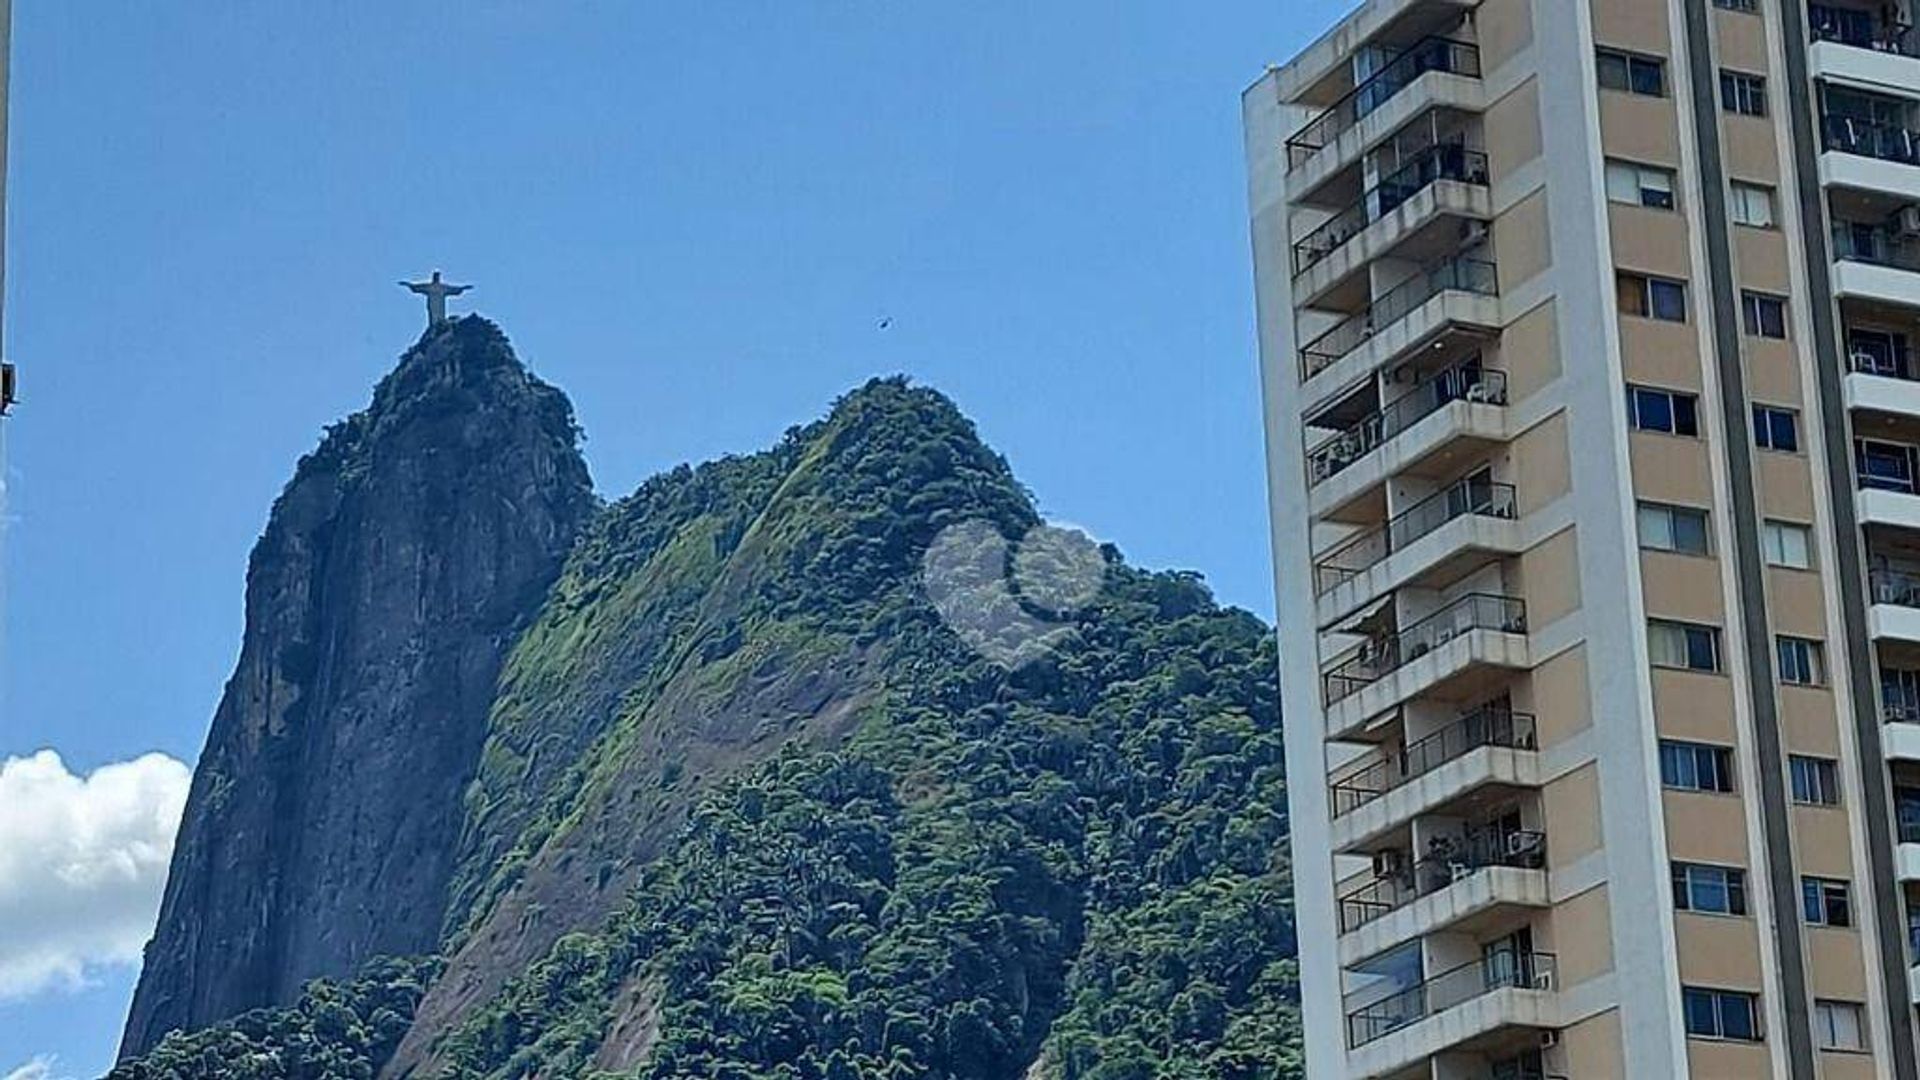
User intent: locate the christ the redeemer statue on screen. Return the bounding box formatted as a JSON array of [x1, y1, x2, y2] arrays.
[[401, 270, 472, 327]]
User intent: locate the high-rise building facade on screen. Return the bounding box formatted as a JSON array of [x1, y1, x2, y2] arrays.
[[1248, 0, 1920, 1076]]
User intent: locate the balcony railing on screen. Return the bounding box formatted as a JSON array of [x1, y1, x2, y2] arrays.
[[1848, 334, 1916, 380], [1322, 593, 1528, 705], [1329, 705, 1537, 817], [1336, 825, 1548, 931], [1285, 38, 1483, 170], [1345, 949, 1557, 1047], [1823, 113, 1920, 167], [1810, 3, 1920, 56], [1834, 220, 1920, 271], [1306, 363, 1505, 488], [1873, 566, 1920, 608], [1314, 478, 1516, 592], [1292, 143, 1491, 276], [1857, 438, 1920, 493], [1299, 256, 1499, 381]]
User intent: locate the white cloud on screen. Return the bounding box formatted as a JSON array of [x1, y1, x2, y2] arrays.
[[0, 750, 190, 1001], [3, 1055, 68, 1080]]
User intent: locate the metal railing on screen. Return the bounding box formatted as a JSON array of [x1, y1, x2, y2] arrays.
[[1871, 566, 1920, 608], [1823, 113, 1920, 167], [1322, 593, 1528, 705], [1857, 438, 1920, 493], [1306, 363, 1505, 488], [1285, 38, 1483, 170], [1335, 825, 1548, 931], [1885, 696, 1920, 724], [1848, 336, 1916, 380], [1810, 3, 1920, 56], [1292, 143, 1490, 276], [1299, 256, 1499, 381], [1329, 705, 1537, 817], [1313, 478, 1516, 592], [1345, 949, 1557, 1047]]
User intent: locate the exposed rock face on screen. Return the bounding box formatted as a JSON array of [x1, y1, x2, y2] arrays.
[[118, 318, 597, 1058]]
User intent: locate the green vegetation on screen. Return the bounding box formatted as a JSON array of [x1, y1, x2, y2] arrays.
[[106, 957, 441, 1080], [112, 377, 1299, 1079]]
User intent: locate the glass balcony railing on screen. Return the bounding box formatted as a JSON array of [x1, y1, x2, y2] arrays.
[[1344, 949, 1556, 1047], [1314, 477, 1515, 592], [1335, 825, 1548, 932], [1810, 3, 1920, 56], [1299, 256, 1499, 381], [1321, 593, 1528, 705], [1823, 113, 1920, 166], [1329, 705, 1537, 817], [1306, 363, 1505, 488], [1285, 38, 1482, 171], [1834, 220, 1920, 271], [1292, 143, 1491, 276], [1872, 566, 1920, 608]]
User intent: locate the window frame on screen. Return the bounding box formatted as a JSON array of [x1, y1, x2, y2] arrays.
[[1777, 636, 1826, 687], [1790, 754, 1842, 806], [1762, 519, 1813, 569], [1730, 181, 1776, 228], [1742, 291, 1788, 339], [1606, 159, 1677, 210], [1752, 404, 1800, 452], [1649, 618, 1722, 672], [1638, 501, 1712, 555], [1672, 861, 1749, 916], [1598, 47, 1668, 97], [1683, 986, 1762, 1042], [1660, 739, 1737, 793], [1720, 70, 1769, 117], [1815, 999, 1867, 1053], [1802, 876, 1854, 928], [1628, 385, 1702, 436]]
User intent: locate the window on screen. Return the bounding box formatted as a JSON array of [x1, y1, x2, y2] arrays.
[[1606, 160, 1676, 210], [1802, 877, 1854, 928], [1638, 502, 1711, 555], [1618, 272, 1688, 321], [1661, 740, 1736, 792], [1730, 182, 1776, 228], [1649, 619, 1721, 672], [1753, 405, 1799, 452], [1762, 520, 1812, 569], [1683, 986, 1761, 1041], [1778, 637, 1826, 686], [1815, 1000, 1867, 1052], [1672, 862, 1748, 915], [1714, 0, 1759, 10], [1628, 386, 1700, 435], [1721, 71, 1768, 116], [1742, 292, 1788, 338], [1791, 754, 1841, 806], [1598, 48, 1667, 96]]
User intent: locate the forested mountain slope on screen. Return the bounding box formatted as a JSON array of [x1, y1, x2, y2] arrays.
[[113, 318, 1301, 1079]]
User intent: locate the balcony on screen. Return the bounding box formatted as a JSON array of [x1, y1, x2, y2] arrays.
[[1871, 567, 1920, 643], [1307, 361, 1505, 485], [1845, 339, 1920, 420], [1821, 102, 1920, 200], [1337, 825, 1547, 931], [1858, 438, 1920, 528], [1286, 38, 1482, 174], [1291, 142, 1491, 306], [1314, 477, 1517, 620], [1811, 4, 1920, 100], [1298, 255, 1500, 389], [1321, 594, 1530, 735], [1344, 950, 1558, 1066], [1330, 706, 1536, 816], [1833, 219, 1920, 308]]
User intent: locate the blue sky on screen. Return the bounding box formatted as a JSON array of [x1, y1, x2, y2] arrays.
[[0, 3, 1350, 1074]]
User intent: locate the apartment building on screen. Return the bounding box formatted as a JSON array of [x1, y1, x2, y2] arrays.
[[1247, 0, 1920, 1075]]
